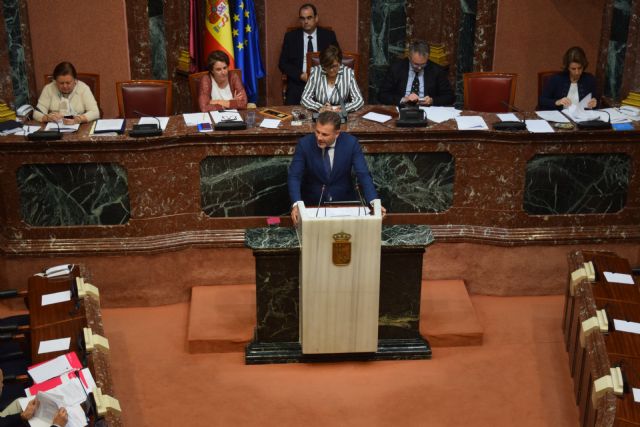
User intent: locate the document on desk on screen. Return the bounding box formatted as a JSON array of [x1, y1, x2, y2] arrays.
[[421, 106, 461, 123], [138, 116, 170, 130], [93, 119, 125, 134], [455, 116, 488, 130], [535, 110, 570, 123], [45, 122, 80, 133], [599, 108, 632, 123], [260, 118, 281, 128], [312, 207, 369, 217], [525, 120, 555, 133], [28, 353, 76, 383], [496, 113, 519, 121], [604, 271, 635, 285], [362, 111, 392, 123], [41, 290, 71, 306], [211, 110, 242, 123], [20, 389, 87, 427], [38, 337, 71, 355], [634, 388, 640, 403], [613, 319, 640, 335], [183, 112, 212, 126]]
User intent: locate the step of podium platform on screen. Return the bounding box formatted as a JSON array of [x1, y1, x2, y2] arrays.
[[421, 280, 484, 347], [187, 279, 483, 354], [187, 284, 256, 353]]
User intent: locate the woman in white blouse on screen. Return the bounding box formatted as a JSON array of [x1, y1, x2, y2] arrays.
[[301, 45, 364, 113]]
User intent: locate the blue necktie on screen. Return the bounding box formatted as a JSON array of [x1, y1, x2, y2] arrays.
[[323, 147, 332, 177]]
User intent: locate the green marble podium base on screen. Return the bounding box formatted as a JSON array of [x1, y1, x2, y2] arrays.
[[245, 337, 431, 365], [244, 225, 434, 365]]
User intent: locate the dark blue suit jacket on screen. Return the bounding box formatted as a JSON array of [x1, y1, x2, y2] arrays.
[[538, 71, 598, 110], [288, 132, 378, 206], [378, 58, 454, 106]]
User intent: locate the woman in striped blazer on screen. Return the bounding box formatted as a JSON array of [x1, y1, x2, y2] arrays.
[[301, 45, 364, 113]]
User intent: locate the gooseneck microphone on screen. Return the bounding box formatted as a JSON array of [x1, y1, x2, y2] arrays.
[[130, 110, 163, 137], [315, 184, 326, 218], [28, 106, 62, 141], [493, 101, 527, 131], [354, 179, 367, 216]]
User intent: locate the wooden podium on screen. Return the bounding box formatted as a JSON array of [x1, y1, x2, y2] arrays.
[[297, 201, 382, 354]]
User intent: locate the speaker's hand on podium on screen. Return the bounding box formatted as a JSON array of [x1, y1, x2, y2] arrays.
[[291, 204, 300, 226]]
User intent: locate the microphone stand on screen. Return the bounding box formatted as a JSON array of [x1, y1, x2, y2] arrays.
[[130, 110, 163, 137]]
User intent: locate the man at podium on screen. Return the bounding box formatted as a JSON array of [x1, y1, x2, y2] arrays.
[[288, 111, 385, 225]]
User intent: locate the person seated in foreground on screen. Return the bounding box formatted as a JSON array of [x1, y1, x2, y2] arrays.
[[198, 50, 248, 112], [378, 40, 454, 107], [300, 45, 364, 113], [33, 62, 100, 125], [288, 111, 385, 225], [538, 46, 598, 110]]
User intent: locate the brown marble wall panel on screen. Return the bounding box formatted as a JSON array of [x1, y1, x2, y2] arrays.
[[358, 0, 372, 103], [596, 0, 614, 98], [17, 1, 36, 105], [621, 1, 640, 94], [125, 0, 153, 81], [0, 5, 14, 105], [474, 0, 498, 71], [493, 0, 605, 110], [165, 0, 191, 113]]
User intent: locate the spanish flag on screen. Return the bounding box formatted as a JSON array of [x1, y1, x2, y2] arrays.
[[203, 0, 235, 68]]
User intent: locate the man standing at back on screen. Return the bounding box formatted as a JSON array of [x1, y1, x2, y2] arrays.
[[279, 3, 339, 105]]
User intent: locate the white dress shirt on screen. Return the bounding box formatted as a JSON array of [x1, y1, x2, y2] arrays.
[[302, 29, 318, 73]]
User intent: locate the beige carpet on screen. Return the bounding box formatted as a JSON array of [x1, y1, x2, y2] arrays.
[[102, 294, 578, 427]]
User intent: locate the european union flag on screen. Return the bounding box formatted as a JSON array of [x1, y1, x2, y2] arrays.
[[231, 0, 265, 103]]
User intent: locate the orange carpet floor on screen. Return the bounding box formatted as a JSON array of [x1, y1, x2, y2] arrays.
[[103, 294, 579, 427]]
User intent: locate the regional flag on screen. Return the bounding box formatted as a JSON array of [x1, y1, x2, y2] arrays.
[[204, 0, 235, 68], [231, 0, 265, 103]]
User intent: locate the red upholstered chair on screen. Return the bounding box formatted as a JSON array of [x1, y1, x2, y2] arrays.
[[463, 72, 518, 112], [305, 51, 359, 78], [537, 70, 560, 99], [188, 69, 243, 112], [116, 80, 173, 118]]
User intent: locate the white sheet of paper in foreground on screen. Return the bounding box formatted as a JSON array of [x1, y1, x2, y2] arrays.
[[496, 113, 519, 121], [634, 388, 640, 403], [260, 118, 281, 129], [535, 110, 570, 123], [45, 122, 80, 132], [312, 207, 369, 218], [362, 112, 391, 123], [138, 116, 170, 130], [455, 116, 488, 130], [38, 338, 71, 355], [28, 354, 73, 383], [525, 120, 555, 133], [614, 319, 640, 334], [183, 112, 212, 126], [603, 271, 635, 285], [41, 290, 71, 306], [421, 106, 461, 123]]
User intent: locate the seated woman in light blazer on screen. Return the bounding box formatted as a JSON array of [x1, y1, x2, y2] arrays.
[[301, 45, 364, 113], [198, 50, 248, 112]]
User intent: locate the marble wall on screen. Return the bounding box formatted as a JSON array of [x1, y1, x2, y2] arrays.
[[603, 0, 632, 99], [1, 0, 29, 106], [149, 0, 168, 80]]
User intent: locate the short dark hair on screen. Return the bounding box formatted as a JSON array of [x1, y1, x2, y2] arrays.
[[408, 40, 429, 57], [563, 46, 588, 71], [316, 111, 341, 130], [207, 50, 230, 72], [299, 3, 317, 16], [52, 62, 77, 80], [320, 45, 342, 70]]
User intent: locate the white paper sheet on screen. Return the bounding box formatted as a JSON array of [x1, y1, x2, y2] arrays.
[[259, 118, 281, 129], [455, 116, 489, 130], [41, 291, 71, 307], [362, 112, 392, 123], [45, 264, 72, 275], [32, 390, 87, 427], [210, 110, 242, 124], [93, 119, 124, 133], [138, 116, 170, 130], [497, 113, 519, 121], [535, 110, 571, 123], [420, 106, 461, 123], [183, 112, 212, 126], [28, 354, 73, 383], [614, 319, 640, 334], [604, 271, 635, 285], [599, 108, 632, 124], [45, 122, 80, 133], [311, 207, 369, 218], [633, 388, 640, 403], [38, 338, 71, 355], [525, 119, 555, 133]]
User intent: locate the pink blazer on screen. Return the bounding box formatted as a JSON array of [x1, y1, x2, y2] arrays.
[[198, 72, 248, 112]]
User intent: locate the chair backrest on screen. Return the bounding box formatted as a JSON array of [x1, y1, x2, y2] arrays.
[[116, 80, 172, 118], [306, 52, 359, 78], [537, 70, 560, 100], [463, 72, 518, 112], [44, 73, 101, 106], [188, 69, 242, 112]]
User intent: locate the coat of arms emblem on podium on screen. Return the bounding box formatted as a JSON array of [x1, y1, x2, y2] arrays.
[[332, 231, 351, 266]]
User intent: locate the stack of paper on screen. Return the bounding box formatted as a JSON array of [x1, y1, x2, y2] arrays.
[[45, 122, 80, 133], [362, 112, 392, 123], [536, 110, 570, 123], [421, 106, 461, 123], [260, 118, 281, 129], [0, 102, 16, 122], [211, 110, 242, 124], [455, 116, 488, 130], [621, 91, 640, 108], [429, 44, 448, 67]]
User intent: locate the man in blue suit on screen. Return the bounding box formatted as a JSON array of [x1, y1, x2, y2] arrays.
[[288, 111, 385, 224]]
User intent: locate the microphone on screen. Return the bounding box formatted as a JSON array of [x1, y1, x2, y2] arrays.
[[315, 184, 326, 218], [28, 106, 61, 141], [130, 110, 163, 137], [354, 179, 367, 216], [493, 101, 527, 131]]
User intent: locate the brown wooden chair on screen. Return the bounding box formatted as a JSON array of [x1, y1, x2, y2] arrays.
[[305, 51, 359, 78], [44, 73, 101, 110], [116, 80, 172, 118], [463, 72, 518, 112], [188, 69, 243, 112], [536, 70, 560, 109]]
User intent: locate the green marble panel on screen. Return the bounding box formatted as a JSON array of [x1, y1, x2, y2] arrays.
[[17, 163, 130, 226]]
